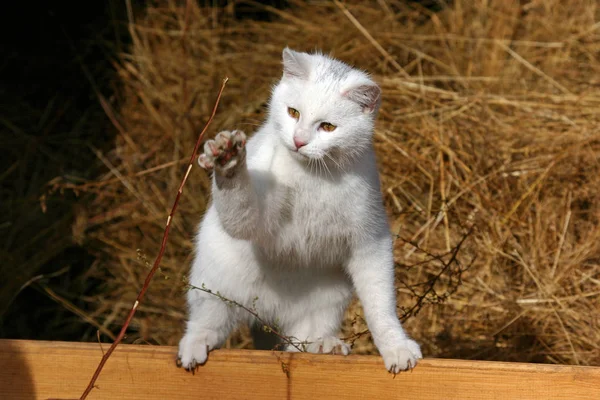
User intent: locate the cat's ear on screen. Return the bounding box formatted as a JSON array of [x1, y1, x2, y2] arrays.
[[343, 83, 381, 114], [282, 48, 310, 80]]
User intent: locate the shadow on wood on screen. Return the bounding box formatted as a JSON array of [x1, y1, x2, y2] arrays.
[[0, 339, 35, 399]]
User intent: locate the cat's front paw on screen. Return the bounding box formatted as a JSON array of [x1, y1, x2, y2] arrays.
[[176, 330, 220, 371], [305, 336, 351, 355], [380, 339, 422, 373], [198, 130, 247, 175]]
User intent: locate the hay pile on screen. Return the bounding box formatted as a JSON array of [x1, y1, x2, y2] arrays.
[[75, 0, 600, 365]]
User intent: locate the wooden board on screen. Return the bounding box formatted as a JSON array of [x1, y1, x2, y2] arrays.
[[1, 339, 599, 400]]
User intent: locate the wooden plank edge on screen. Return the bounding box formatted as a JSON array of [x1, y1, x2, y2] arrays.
[[1, 339, 599, 400]]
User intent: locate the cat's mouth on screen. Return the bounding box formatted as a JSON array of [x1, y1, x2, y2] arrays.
[[293, 149, 333, 166], [290, 148, 311, 160], [284, 141, 327, 162], [284, 142, 308, 158]]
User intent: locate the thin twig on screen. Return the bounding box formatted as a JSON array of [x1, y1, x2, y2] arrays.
[[189, 284, 305, 352], [35, 283, 117, 341], [76, 78, 228, 400], [343, 229, 473, 346], [53, 158, 188, 192], [398, 227, 474, 320]]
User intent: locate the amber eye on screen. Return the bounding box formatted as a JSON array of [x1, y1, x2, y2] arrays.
[[287, 107, 300, 119], [320, 122, 337, 132]]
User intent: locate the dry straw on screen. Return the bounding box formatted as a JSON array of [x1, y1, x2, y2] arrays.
[[70, 0, 600, 365]]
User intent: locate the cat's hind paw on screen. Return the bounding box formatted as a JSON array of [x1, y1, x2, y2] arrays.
[[176, 330, 220, 371], [305, 336, 350, 355], [198, 130, 247, 174], [380, 338, 422, 374]]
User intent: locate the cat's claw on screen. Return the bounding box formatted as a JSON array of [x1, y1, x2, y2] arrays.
[[380, 339, 422, 374], [177, 330, 219, 371], [305, 336, 351, 355], [198, 130, 247, 174]]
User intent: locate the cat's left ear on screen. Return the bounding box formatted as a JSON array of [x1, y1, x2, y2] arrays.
[[343, 83, 381, 114]]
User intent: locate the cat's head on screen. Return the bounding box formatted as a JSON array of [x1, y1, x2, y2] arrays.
[[269, 48, 381, 166]]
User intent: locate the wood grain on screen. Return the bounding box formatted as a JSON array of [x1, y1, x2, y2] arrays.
[[1, 339, 599, 400]]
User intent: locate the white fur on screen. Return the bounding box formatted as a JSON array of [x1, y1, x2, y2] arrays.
[[178, 49, 422, 373]]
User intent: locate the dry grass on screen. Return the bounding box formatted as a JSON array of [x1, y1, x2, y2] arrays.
[[66, 0, 600, 365]]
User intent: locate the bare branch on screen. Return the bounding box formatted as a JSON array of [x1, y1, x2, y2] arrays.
[[76, 78, 229, 400], [188, 284, 305, 352]]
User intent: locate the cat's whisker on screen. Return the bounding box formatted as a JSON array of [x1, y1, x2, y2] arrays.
[[320, 157, 334, 180], [309, 156, 317, 177], [319, 157, 326, 179], [325, 152, 345, 173]]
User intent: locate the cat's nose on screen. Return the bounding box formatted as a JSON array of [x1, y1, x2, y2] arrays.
[[294, 137, 307, 149]]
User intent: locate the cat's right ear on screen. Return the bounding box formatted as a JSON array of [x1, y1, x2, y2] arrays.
[[343, 83, 382, 114], [282, 48, 310, 80]]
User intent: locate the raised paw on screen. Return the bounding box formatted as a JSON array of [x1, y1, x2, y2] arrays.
[[177, 330, 220, 371], [380, 339, 422, 374], [198, 130, 247, 174], [305, 336, 351, 355]]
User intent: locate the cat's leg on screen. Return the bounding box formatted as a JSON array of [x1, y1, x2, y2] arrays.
[[346, 235, 423, 373], [177, 288, 241, 370], [197, 130, 260, 240]]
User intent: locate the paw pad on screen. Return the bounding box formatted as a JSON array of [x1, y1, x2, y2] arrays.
[[198, 130, 247, 172]]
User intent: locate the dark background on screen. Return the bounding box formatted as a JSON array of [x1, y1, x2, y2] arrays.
[[0, 1, 125, 340]]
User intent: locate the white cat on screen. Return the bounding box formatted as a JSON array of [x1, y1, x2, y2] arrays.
[[177, 48, 422, 373]]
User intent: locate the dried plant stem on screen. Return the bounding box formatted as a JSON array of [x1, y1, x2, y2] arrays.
[[77, 78, 229, 400], [333, 0, 409, 77], [343, 229, 473, 346], [398, 228, 474, 319], [189, 284, 305, 352], [496, 41, 572, 95]]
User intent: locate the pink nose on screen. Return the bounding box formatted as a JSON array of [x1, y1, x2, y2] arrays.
[[294, 137, 307, 149]]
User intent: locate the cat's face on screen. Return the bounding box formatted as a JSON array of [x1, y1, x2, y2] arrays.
[[269, 49, 381, 167]]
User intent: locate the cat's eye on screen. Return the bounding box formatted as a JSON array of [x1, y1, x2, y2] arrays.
[[287, 107, 300, 119], [320, 122, 337, 132]]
